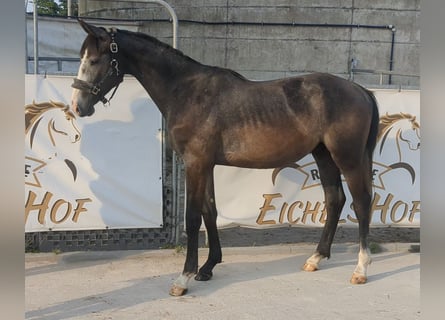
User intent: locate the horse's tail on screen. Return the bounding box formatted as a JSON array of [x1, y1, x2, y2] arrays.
[[365, 89, 380, 160]]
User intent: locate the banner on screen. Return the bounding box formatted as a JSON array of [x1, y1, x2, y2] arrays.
[[25, 75, 163, 232], [214, 89, 420, 228], [25, 76, 419, 232]]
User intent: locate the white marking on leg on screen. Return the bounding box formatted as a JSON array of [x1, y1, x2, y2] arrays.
[[353, 247, 372, 277], [304, 252, 324, 271], [173, 273, 192, 290]]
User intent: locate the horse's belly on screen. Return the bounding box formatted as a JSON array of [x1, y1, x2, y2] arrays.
[[219, 128, 316, 168]]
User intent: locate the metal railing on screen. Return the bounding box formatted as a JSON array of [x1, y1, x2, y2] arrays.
[[350, 68, 419, 86], [27, 57, 80, 73]]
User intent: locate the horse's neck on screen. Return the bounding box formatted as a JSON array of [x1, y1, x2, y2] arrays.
[[119, 33, 201, 117]]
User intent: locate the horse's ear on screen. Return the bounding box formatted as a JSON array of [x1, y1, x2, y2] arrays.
[[78, 19, 108, 40]]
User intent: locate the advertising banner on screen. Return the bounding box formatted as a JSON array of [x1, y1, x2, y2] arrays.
[[25, 75, 420, 232], [25, 75, 163, 232], [214, 89, 420, 228]]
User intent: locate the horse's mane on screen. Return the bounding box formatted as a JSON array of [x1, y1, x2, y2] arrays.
[[118, 29, 247, 80], [25, 101, 72, 133], [119, 29, 198, 63]]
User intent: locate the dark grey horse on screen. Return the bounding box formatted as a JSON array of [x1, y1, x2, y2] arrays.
[[71, 20, 379, 296]]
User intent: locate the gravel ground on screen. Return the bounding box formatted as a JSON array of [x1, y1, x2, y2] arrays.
[[25, 242, 419, 320]]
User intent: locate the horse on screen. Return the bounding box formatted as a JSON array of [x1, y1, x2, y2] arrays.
[[71, 20, 380, 296], [25, 100, 81, 180]]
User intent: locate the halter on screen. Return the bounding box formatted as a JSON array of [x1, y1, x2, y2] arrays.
[[72, 28, 123, 106]]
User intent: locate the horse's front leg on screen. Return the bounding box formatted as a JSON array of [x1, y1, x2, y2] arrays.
[[169, 206, 201, 296], [195, 167, 222, 281], [169, 163, 208, 296]]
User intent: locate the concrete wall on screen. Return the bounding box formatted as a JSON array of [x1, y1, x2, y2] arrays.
[[79, 0, 420, 87]]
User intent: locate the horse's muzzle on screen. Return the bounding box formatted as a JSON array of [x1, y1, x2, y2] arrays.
[[78, 107, 95, 117], [72, 101, 95, 117]]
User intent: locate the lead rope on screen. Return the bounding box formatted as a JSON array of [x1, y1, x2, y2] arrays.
[[101, 81, 121, 106]]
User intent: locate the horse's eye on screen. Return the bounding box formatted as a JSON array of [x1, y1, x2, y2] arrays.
[[90, 59, 99, 66]]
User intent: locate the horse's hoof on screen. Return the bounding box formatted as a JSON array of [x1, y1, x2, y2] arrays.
[[169, 285, 188, 296], [195, 271, 213, 281], [350, 273, 367, 284], [302, 263, 318, 272]]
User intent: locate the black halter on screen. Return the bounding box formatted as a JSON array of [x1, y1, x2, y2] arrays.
[[72, 29, 123, 106]]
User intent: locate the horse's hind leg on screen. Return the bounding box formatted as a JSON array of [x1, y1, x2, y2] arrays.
[[195, 168, 222, 281], [341, 158, 373, 284], [303, 144, 346, 272]]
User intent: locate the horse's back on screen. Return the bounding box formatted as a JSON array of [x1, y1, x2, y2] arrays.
[[223, 73, 375, 166], [222, 72, 375, 135]]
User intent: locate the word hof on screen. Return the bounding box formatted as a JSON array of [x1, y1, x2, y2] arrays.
[[256, 192, 420, 226], [25, 190, 92, 225]]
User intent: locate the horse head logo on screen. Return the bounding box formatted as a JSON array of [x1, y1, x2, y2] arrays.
[[374, 112, 421, 185], [377, 112, 420, 162], [26, 100, 81, 150], [25, 101, 81, 182]]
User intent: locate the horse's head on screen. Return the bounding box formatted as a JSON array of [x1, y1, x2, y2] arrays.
[[71, 19, 124, 117]]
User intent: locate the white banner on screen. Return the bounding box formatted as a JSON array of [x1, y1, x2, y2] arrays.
[[25, 76, 419, 232], [25, 75, 163, 232], [214, 89, 420, 228]]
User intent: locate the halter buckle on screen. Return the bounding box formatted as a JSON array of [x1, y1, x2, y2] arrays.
[[110, 42, 118, 53], [91, 86, 100, 95], [110, 59, 119, 75]]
